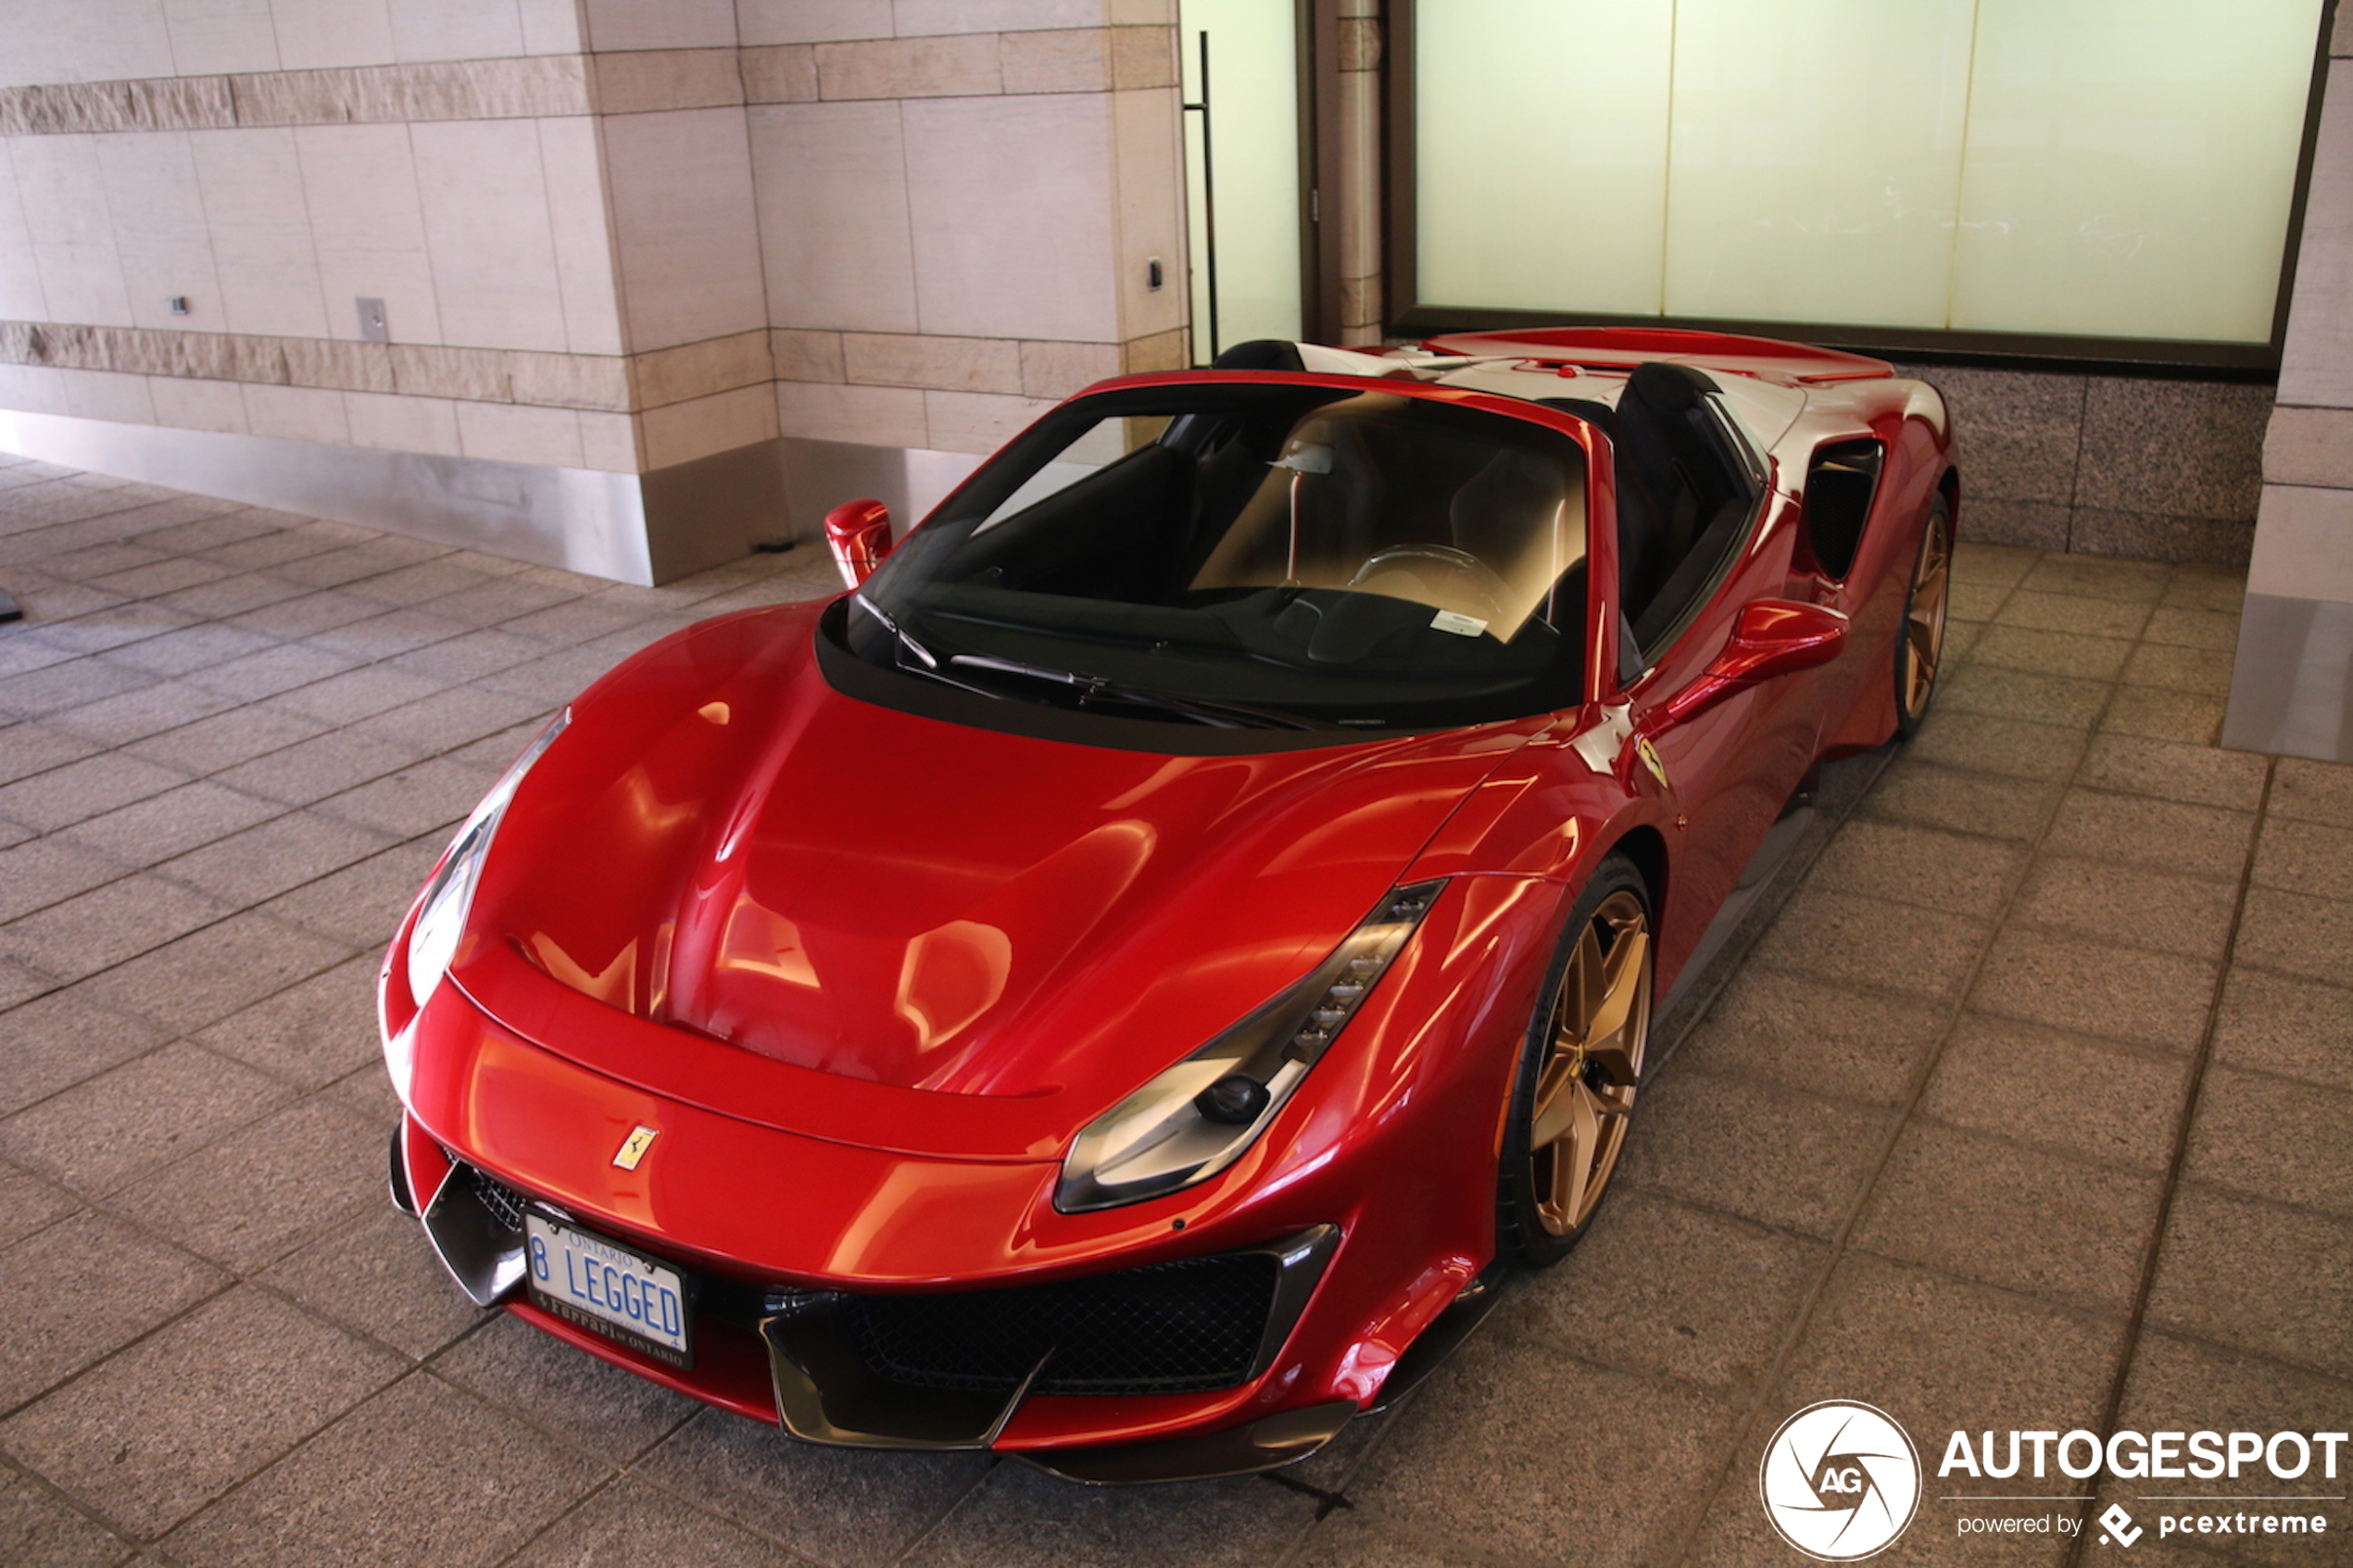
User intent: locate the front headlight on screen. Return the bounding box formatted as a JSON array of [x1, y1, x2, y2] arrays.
[[1055, 879, 1443, 1213], [402, 709, 569, 1009]]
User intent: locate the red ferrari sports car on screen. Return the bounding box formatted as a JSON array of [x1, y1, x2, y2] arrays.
[[381, 327, 1956, 1483]]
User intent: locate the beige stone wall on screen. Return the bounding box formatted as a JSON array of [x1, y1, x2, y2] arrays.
[[0, 0, 1191, 492]]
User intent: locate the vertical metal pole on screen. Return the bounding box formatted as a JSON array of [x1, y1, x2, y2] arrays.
[[1183, 31, 1221, 361]]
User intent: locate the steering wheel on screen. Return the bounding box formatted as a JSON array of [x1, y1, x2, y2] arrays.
[[1346, 544, 1513, 624]]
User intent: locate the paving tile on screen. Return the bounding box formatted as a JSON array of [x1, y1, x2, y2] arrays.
[[0, 754, 192, 832], [315, 759, 497, 839], [328, 1059, 401, 1124], [2016, 856, 2241, 960], [0, 1212, 227, 1410], [2160, 565, 2250, 612], [57, 782, 283, 867], [2233, 887, 2353, 988], [1490, 1187, 1826, 1394], [353, 685, 554, 755], [430, 577, 585, 625], [1618, 1068, 1895, 1237], [1853, 1120, 2163, 1313], [2107, 1333, 2353, 1568], [638, 1408, 991, 1568], [94, 557, 235, 596], [380, 628, 547, 684], [159, 810, 397, 908], [211, 729, 430, 807], [157, 1374, 604, 1568], [1284, 1511, 1489, 1568], [0, 723, 100, 786], [2145, 1185, 2353, 1379], [21, 603, 193, 656], [1993, 589, 2153, 639], [1667, 967, 1951, 1110], [1919, 1015, 2192, 1172], [500, 596, 656, 648], [0, 988, 170, 1116], [195, 954, 380, 1088], [430, 1313, 698, 1464], [54, 898, 329, 1037], [258, 1203, 488, 1361], [479, 648, 633, 705], [1343, 1331, 1740, 1568], [2183, 1066, 2353, 1219], [2123, 642, 2237, 697], [152, 571, 315, 620], [2270, 756, 2353, 828], [133, 508, 286, 555], [340, 558, 498, 608], [101, 621, 281, 678], [0, 659, 162, 722], [120, 704, 330, 776], [1904, 708, 2090, 783], [0, 874, 232, 984], [1861, 759, 2061, 841], [296, 605, 472, 658], [0, 1465, 131, 1568], [1936, 664, 2112, 729], [2140, 605, 2240, 650], [221, 589, 400, 640], [2042, 790, 2255, 881], [1803, 818, 2028, 920], [1967, 623, 2134, 681], [0, 1286, 400, 1538], [182, 644, 359, 703], [506, 1479, 806, 1568], [2211, 968, 2353, 1093], [0, 960, 48, 1010], [2020, 554, 2171, 603], [0, 1042, 290, 1198], [46, 680, 241, 747], [2249, 815, 2353, 903], [1749, 885, 1991, 1003], [266, 666, 447, 728], [0, 1157, 82, 1247], [1969, 927, 2219, 1053], [114, 1095, 384, 1273], [258, 837, 442, 949], [2075, 734, 2271, 810], [0, 837, 130, 924]]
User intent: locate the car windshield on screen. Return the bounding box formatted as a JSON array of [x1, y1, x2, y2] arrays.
[[831, 383, 1591, 739]]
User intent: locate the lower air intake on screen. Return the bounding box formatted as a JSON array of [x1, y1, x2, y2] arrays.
[[838, 1250, 1280, 1397]]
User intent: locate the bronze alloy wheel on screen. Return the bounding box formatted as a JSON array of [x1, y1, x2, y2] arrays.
[[1895, 495, 1953, 736], [1499, 859, 1654, 1265]]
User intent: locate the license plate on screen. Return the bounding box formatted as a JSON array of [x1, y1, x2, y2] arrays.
[[524, 1213, 693, 1369]]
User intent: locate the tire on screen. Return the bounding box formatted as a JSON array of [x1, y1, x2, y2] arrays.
[[1893, 493, 1953, 741], [1496, 855, 1655, 1268]]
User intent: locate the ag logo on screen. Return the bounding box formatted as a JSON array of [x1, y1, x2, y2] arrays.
[[1758, 1400, 1922, 1561]]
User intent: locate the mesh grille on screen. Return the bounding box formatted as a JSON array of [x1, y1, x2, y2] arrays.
[[839, 1251, 1279, 1397], [472, 1168, 529, 1232]]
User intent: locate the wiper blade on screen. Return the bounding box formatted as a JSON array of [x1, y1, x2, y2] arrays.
[[852, 592, 952, 679], [948, 654, 1336, 732]]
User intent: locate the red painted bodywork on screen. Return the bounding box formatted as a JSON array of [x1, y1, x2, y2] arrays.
[[384, 330, 1956, 1461]]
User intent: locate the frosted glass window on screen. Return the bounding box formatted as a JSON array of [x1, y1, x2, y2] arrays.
[[1181, 0, 1303, 358], [1414, 0, 2324, 346], [1416, 0, 1672, 316]]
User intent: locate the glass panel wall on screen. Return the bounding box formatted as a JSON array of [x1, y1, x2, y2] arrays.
[[1181, 0, 1305, 360], [1412, 0, 2322, 346]]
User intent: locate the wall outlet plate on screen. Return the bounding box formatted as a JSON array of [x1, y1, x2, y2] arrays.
[[356, 297, 389, 343]]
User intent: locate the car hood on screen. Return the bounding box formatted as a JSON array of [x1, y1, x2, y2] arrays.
[[463, 602, 1542, 1111]]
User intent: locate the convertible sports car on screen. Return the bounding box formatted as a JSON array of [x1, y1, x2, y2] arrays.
[[381, 326, 1956, 1482]]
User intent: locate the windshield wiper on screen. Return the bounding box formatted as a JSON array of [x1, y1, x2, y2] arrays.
[[948, 653, 1336, 732], [852, 592, 939, 670]]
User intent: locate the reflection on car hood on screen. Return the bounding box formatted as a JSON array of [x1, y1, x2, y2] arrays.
[[467, 602, 1541, 1102]]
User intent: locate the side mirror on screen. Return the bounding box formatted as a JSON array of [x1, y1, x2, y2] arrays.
[[1658, 599, 1847, 724], [823, 498, 894, 589]]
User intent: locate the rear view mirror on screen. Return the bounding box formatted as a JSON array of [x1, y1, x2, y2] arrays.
[[1658, 599, 1847, 724], [824, 498, 894, 589]]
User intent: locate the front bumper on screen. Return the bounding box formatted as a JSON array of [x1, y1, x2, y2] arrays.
[[397, 1122, 1353, 1480]]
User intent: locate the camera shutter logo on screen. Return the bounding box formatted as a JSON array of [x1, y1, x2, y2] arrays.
[[1758, 1400, 1923, 1561]]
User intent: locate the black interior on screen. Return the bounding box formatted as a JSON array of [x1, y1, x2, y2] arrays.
[[1801, 439, 1883, 580], [1610, 363, 1764, 665]]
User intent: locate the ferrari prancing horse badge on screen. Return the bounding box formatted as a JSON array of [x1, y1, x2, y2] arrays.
[[613, 1125, 658, 1170], [1634, 734, 1671, 791]]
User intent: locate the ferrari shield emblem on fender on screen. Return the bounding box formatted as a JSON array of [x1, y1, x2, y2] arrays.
[[1634, 735, 1671, 792], [612, 1125, 658, 1170]]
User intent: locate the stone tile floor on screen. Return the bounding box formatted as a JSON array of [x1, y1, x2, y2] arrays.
[[0, 452, 2345, 1567]]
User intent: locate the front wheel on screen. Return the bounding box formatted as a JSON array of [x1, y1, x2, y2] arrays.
[[1894, 494, 1953, 739], [1496, 857, 1654, 1268]]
